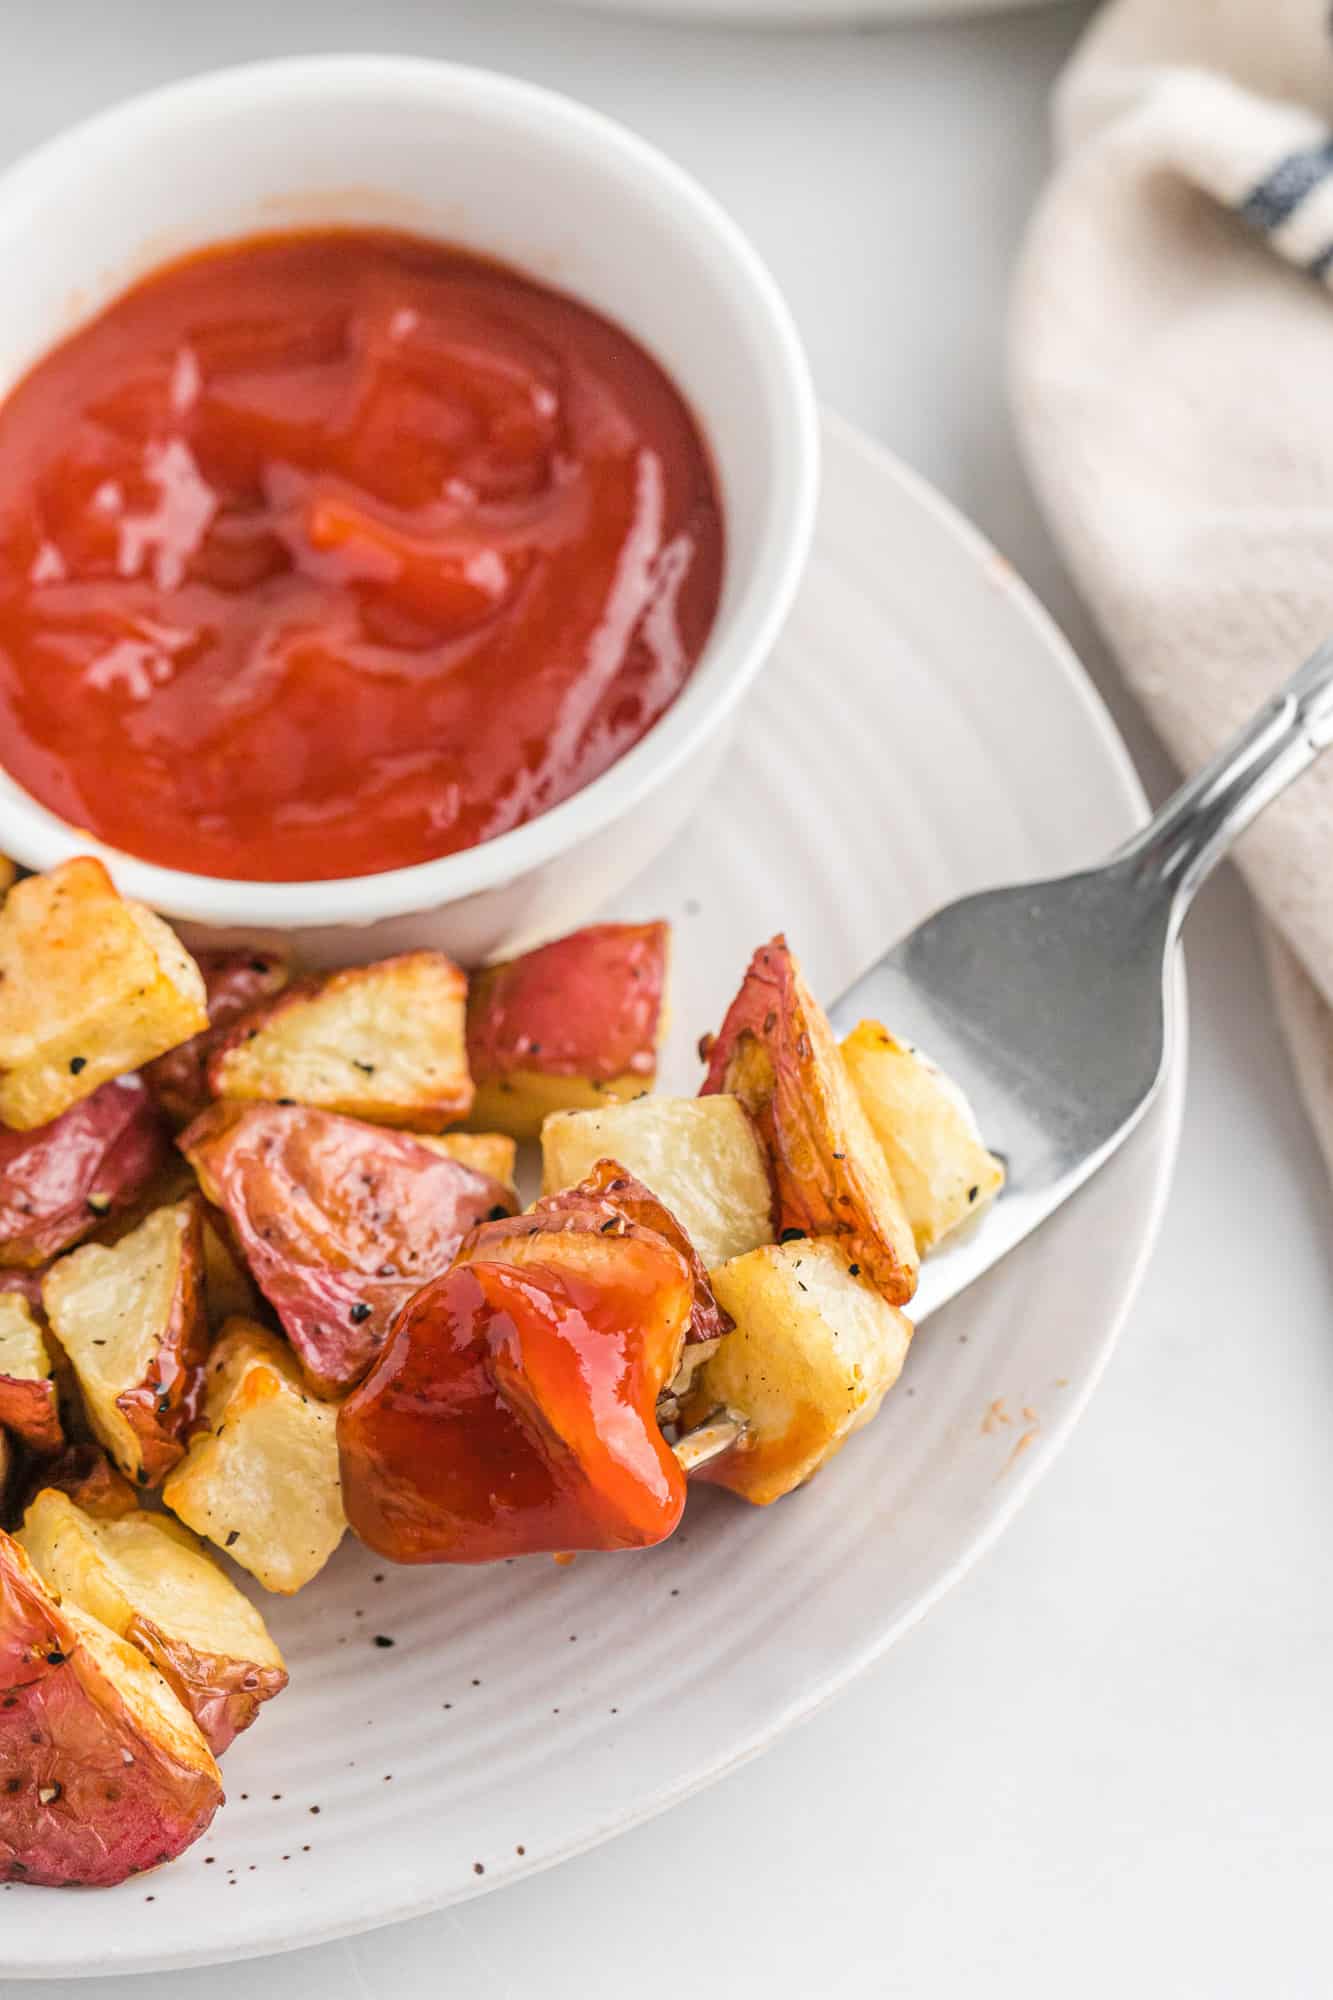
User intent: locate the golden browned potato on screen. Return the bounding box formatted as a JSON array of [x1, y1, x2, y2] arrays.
[[0, 1529, 221, 1886], [42, 1195, 209, 1488], [0, 856, 15, 900], [410, 1130, 518, 1196], [208, 950, 472, 1130], [541, 1094, 774, 1270], [19, 1488, 287, 1756], [701, 936, 919, 1307], [693, 1238, 913, 1506], [0, 1290, 61, 1454], [162, 1321, 346, 1594], [0, 858, 207, 1132], [841, 1022, 1005, 1253], [464, 922, 668, 1141]]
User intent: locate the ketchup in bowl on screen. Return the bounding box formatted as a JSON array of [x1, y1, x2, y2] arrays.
[[0, 230, 724, 882]]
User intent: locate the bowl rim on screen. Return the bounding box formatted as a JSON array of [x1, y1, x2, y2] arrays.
[[0, 53, 819, 929]]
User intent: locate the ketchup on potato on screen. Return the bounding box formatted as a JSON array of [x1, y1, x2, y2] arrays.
[[0, 230, 723, 882]]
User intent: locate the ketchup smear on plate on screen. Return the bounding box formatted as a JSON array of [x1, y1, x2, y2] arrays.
[[0, 230, 724, 882]]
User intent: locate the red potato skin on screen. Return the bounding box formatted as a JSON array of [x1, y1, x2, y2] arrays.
[[0, 1533, 221, 1886], [0, 1079, 171, 1269], [479, 1161, 732, 1346], [0, 1280, 62, 1469], [0, 1271, 44, 1308], [466, 922, 668, 1083], [180, 1102, 517, 1397], [125, 1617, 288, 1758], [23, 1444, 138, 1522], [144, 950, 289, 1126], [0, 1374, 61, 1455], [339, 1241, 690, 1564]]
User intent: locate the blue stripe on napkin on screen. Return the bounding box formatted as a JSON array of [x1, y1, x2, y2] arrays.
[[1239, 138, 1333, 232]]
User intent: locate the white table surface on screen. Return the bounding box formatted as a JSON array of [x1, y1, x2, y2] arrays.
[[8, 5, 1332, 1996]]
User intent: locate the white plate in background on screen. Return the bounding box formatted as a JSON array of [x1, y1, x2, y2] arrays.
[[0, 408, 1182, 1977]]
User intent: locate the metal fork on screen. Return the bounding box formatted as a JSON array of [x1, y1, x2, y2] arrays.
[[672, 643, 1332, 1471], [828, 638, 1333, 1324]]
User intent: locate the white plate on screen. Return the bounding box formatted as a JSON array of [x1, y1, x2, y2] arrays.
[[0, 410, 1183, 1978]]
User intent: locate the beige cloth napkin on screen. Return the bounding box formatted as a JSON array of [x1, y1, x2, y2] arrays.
[[1010, 0, 1333, 1185]]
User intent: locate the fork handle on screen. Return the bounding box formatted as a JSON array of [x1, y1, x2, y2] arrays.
[[1117, 635, 1333, 924]]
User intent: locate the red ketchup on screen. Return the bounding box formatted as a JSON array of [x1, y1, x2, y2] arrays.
[[0, 230, 723, 882]]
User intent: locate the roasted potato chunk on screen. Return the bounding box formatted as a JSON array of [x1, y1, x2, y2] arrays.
[[411, 1130, 518, 1197], [490, 1161, 732, 1345], [42, 1194, 208, 1488], [20, 1489, 287, 1755], [184, 1102, 515, 1384], [465, 922, 668, 1140], [0, 1291, 61, 1454], [0, 858, 207, 1132], [340, 1227, 692, 1563], [163, 1321, 346, 1593], [144, 949, 290, 1127], [0, 1529, 221, 1886], [695, 1239, 913, 1505], [0, 856, 15, 899], [701, 937, 918, 1306], [208, 950, 471, 1130], [542, 1094, 774, 1269], [183, 1102, 516, 1397], [0, 1076, 171, 1270], [841, 1022, 1005, 1253]]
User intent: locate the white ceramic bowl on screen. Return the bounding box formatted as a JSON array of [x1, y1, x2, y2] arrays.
[[0, 56, 818, 964]]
